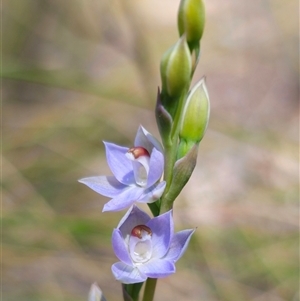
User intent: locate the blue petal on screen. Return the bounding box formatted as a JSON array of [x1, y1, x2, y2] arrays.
[[111, 262, 147, 284], [118, 205, 151, 237], [102, 186, 144, 212], [138, 258, 175, 278], [164, 229, 195, 262], [135, 126, 164, 154], [134, 126, 153, 153], [112, 229, 133, 265], [147, 148, 164, 187], [137, 181, 166, 204], [147, 210, 173, 258], [78, 176, 127, 197], [104, 142, 135, 185]]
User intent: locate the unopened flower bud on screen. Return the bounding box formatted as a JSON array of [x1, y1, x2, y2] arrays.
[[88, 283, 107, 301], [160, 35, 192, 97], [178, 0, 205, 44], [180, 77, 210, 144]]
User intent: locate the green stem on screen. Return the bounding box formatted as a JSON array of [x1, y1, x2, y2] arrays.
[[147, 201, 160, 217], [160, 90, 188, 213], [142, 278, 157, 301], [162, 144, 176, 193], [123, 282, 144, 301]]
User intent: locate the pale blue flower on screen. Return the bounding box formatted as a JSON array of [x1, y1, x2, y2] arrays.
[[79, 126, 166, 212], [111, 205, 195, 284]]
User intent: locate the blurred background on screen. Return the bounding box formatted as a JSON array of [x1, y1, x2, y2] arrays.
[[3, 0, 299, 300]]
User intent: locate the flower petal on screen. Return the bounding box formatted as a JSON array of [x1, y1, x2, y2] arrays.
[[102, 186, 144, 212], [134, 126, 153, 153], [104, 142, 135, 185], [146, 210, 173, 258], [146, 148, 164, 187], [112, 262, 147, 284], [112, 229, 133, 265], [118, 205, 151, 238], [164, 229, 195, 262], [78, 176, 127, 198], [135, 126, 164, 154], [138, 258, 175, 278], [137, 181, 166, 204]]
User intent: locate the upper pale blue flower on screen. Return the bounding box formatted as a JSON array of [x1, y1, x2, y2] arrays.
[[111, 205, 195, 284], [79, 126, 166, 212]]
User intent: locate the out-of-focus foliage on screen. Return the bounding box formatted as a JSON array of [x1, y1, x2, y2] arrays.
[[3, 0, 298, 301]]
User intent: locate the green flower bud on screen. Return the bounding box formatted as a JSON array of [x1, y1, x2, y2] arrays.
[[178, 0, 205, 44], [160, 35, 192, 97], [180, 77, 210, 143]]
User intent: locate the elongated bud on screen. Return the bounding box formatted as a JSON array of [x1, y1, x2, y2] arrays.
[[178, 0, 205, 44], [88, 283, 107, 301], [178, 77, 209, 158], [160, 35, 192, 98], [180, 77, 209, 141]]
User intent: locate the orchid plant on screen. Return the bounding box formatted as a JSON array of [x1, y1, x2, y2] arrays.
[[82, 0, 209, 300]]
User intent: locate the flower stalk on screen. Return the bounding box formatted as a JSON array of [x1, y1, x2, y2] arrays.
[[142, 278, 157, 301]]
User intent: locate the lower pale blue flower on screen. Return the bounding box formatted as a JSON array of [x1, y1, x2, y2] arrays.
[[111, 205, 195, 284], [79, 126, 166, 212]]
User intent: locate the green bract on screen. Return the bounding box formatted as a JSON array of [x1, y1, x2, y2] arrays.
[[178, 0, 205, 44]]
